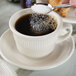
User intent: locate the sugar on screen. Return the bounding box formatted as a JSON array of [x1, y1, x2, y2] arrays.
[[31, 4, 51, 14]]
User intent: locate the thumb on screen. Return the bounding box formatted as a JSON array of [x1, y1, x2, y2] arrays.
[[62, 0, 69, 4], [70, 0, 76, 7]]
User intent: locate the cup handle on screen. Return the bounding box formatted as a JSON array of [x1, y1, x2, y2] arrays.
[[57, 23, 72, 43]]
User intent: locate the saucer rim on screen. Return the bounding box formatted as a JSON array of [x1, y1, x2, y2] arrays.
[[0, 29, 75, 70], [63, 18, 76, 24], [62, 7, 76, 24]]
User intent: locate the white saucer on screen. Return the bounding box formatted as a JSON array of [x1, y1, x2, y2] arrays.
[[62, 7, 76, 24], [0, 29, 75, 70], [0, 58, 17, 76]]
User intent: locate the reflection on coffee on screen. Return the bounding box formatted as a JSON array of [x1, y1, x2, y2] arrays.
[[15, 13, 57, 36]]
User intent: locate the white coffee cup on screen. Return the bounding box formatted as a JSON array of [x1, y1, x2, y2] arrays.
[[9, 8, 72, 58]]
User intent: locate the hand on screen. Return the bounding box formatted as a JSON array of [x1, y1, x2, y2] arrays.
[[62, 0, 76, 15]]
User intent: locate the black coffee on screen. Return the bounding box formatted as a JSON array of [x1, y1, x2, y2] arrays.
[[15, 13, 57, 36]]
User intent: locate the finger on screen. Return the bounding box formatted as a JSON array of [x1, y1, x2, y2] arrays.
[[62, 0, 70, 4], [70, 0, 76, 7], [74, 9, 76, 15]]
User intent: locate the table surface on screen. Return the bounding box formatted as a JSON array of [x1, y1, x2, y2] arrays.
[[0, 0, 76, 76]]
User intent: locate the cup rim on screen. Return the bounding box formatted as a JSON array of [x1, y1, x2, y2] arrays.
[[9, 8, 62, 38]]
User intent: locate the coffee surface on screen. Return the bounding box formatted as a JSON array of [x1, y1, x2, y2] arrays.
[[15, 13, 57, 36]]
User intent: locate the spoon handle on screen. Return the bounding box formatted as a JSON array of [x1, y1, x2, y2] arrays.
[[53, 3, 71, 9], [35, 3, 71, 9]]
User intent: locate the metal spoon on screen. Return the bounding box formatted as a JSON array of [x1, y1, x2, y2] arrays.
[[35, 3, 71, 13]]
